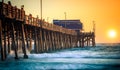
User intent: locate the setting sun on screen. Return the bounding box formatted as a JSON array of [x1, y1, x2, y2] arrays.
[[108, 30, 117, 38]]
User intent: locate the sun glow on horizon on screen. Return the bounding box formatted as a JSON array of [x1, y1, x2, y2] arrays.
[[108, 30, 117, 39]]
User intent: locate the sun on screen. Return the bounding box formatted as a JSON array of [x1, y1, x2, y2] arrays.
[[108, 30, 117, 38]]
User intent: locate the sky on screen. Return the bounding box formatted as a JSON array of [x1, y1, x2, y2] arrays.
[[1, 0, 120, 43]]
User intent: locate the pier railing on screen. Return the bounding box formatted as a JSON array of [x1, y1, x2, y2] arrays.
[[0, 2, 77, 35]]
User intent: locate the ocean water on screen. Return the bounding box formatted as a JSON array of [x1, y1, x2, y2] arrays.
[[0, 43, 120, 70]]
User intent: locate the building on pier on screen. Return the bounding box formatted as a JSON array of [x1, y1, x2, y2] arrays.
[[53, 20, 83, 33]]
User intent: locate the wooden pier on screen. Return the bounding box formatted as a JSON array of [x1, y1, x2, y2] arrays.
[[0, 2, 95, 61]]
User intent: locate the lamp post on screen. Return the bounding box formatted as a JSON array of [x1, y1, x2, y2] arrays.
[[40, 0, 43, 28], [64, 12, 66, 28], [64, 12, 66, 20], [40, 0, 42, 20]]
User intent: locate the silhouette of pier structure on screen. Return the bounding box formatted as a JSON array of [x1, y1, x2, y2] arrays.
[[0, 2, 95, 61]]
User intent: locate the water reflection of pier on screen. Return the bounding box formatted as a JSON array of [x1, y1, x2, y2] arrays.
[[0, 2, 95, 61]]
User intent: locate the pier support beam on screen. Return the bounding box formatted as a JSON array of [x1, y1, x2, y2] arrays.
[[46, 31, 50, 52], [11, 23, 18, 59], [82, 38, 84, 47], [7, 31, 11, 54], [37, 29, 41, 53], [59, 33, 63, 49], [41, 29, 45, 52], [25, 28, 29, 52], [54, 32, 57, 50], [92, 36, 95, 47], [51, 32, 55, 51], [34, 28, 38, 53], [79, 37, 82, 47], [69, 35, 72, 48], [21, 24, 28, 59], [39, 29, 43, 53], [3, 24, 7, 59], [44, 30, 48, 52], [56, 33, 60, 50], [29, 30, 32, 52], [48, 31, 52, 52], [16, 29, 19, 52], [0, 20, 5, 61]]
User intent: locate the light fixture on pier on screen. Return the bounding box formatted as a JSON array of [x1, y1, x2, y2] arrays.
[[40, 0, 42, 20], [64, 12, 67, 28]]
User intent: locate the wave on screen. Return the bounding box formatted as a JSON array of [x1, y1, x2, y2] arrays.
[[1, 45, 120, 70], [5, 45, 120, 60], [97, 43, 120, 46]]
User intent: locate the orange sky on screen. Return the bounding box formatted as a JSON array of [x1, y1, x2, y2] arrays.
[[3, 0, 120, 43]]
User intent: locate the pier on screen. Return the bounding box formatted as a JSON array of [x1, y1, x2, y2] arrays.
[[0, 2, 95, 61]]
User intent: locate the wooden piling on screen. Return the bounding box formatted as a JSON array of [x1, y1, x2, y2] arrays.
[[0, 19, 5, 61], [39, 29, 43, 53], [51, 32, 55, 51], [59, 33, 63, 49], [11, 23, 18, 59], [25, 27, 29, 52], [7, 31, 10, 54], [92, 34, 95, 47], [48, 31, 52, 52], [21, 24, 28, 58], [52, 32, 56, 50], [29, 30, 32, 52], [3, 24, 7, 59], [34, 27, 38, 53], [16, 29, 19, 51], [56, 33, 60, 50], [37, 28, 40, 53]]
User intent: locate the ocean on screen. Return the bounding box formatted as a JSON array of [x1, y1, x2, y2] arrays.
[[0, 43, 120, 70]]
